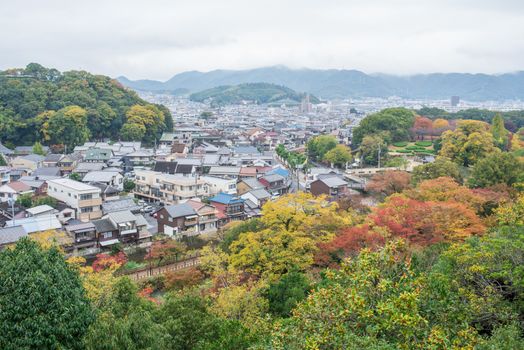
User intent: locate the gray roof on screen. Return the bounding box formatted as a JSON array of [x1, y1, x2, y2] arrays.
[[34, 167, 61, 177], [19, 154, 45, 162], [0, 226, 27, 245], [262, 174, 284, 182], [249, 188, 271, 200], [108, 210, 137, 224], [320, 176, 348, 188], [44, 154, 63, 162], [102, 198, 141, 214], [75, 162, 105, 172], [0, 143, 14, 155], [82, 171, 120, 183], [242, 178, 265, 189], [164, 203, 197, 218], [93, 218, 116, 233], [135, 214, 148, 227]]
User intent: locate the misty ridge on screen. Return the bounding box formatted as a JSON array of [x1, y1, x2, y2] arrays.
[[118, 66, 524, 101]]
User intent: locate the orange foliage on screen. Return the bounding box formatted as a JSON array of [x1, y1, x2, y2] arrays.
[[164, 267, 204, 291], [146, 239, 186, 266], [138, 285, 159, 304], [366, 170, 411, 196], [404, 177, 485, 214], [370, 194, 485, 246], [91, 252, 127, 272], [315, 225, 386, 268]]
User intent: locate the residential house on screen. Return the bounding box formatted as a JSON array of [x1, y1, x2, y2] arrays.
[[237, 178, 265, 195], [89, 182, 120, 202], [5, 214, 62, 234], [186, 199, 218, 234], [209, 192, 245, 227], [310, 176, 349, 198], [47, 178, 102, 221], [73, 162, 105, 178], [240, 188, 271, 208], [258, 173, 290, 196], [208, 166, 241, 179], [0, 167, 10, 185], [0, 226, 28, 249], [10, 154, 44, 171], [65, 221, 98, 253], [57, 153, 83, 175], [84, 148, 112, 163], [107, 210, 140, 244], [200, 175, 237, 195], [102, 197, 142, 215], [156, 203, 198, 237], [43, 154, 64, 168], [0, 181, 33, 203], [82, 171, 124, 191]]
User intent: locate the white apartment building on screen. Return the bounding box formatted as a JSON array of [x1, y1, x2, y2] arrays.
[[47, 178, 102, 221], [199, 176, 237, 195], [133, 169, 209, 204]]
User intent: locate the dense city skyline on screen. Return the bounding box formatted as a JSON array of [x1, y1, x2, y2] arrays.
[[2, 0, 524, 80]]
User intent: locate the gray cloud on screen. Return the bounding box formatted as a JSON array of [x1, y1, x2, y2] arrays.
[[0, 0, 523, 79]]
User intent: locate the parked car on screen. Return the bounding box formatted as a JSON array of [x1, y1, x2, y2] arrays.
[[142, 205, 154, 213]]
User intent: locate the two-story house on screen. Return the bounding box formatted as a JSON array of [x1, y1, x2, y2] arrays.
[[156, 203, 198, 237], [47, 178, 102, 221], [258, 173, 290, 196], [310, 176, 349, 199], [209, 192, 245, 227]]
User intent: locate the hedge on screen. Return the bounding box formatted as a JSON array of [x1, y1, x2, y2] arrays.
[[415, 141, 433, 147]]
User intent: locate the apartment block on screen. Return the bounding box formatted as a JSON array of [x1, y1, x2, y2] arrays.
[[47, 178, 102, 221]]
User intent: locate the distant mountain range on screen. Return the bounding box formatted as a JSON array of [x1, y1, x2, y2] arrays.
[[117, 66, 524, 101], [189, 83, 319, 106]]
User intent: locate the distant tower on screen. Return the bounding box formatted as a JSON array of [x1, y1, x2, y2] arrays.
[[300, 94, 312, 113], [451, 96, 460, 107]]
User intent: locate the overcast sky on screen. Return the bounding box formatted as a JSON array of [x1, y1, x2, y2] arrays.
[[1, 0, 523, 80]]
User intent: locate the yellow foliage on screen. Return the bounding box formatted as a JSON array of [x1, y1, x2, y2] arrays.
[[30, 230, 72, 251]]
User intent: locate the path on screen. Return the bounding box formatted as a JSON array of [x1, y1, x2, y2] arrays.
[[122, 256, 200, 281]]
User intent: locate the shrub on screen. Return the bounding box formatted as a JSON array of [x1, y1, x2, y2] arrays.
[[392, 141, 409, 147], [415, 141, 433, 147]]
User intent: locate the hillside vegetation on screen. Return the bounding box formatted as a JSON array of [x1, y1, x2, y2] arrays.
[[189, 82, 319, 105], [0, 63, 172, 148]]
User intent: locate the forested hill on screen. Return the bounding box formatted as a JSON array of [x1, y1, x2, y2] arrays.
[[118, 66, 524, 101], [189, 82, 320, 105], [0, 63, 172, 148]]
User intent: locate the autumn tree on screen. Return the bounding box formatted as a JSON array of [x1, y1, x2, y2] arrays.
[[0, 239, 94, 349], [366, 170, 411, 197], [164, 267, 204, 291], [352, 107, 415, 146], [370, 194, 484, 245], [440, 120, 499, 166], [121, 104, 166, 144], [323, 144, 352, 168], [490, 113, 509, 150], [432, 118, 450, 132], [315, 224, 386, 267], [411, 116, 434, 140], [411, 157, 462, 185], [468, 152, 524, 188], [146, 239, 187, 266]]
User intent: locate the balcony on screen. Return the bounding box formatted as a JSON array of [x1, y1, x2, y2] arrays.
[[120, 228, 138, 235], [78, 198, 102, 207]]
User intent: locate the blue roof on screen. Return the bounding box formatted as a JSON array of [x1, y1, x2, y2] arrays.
[[210, 192, 244, 205], [268, 167, 290, 178]]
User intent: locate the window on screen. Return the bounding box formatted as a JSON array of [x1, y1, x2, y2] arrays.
[[81, 206, 93, 213], [80, 194, 92, 200], [102, 232, 112, 239]]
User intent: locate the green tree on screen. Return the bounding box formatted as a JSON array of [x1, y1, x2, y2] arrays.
[[84, 278, 168, 350], [440, 120, 499, 166], [307, 135, 337, 161], [267, 271, 311, 317], [468, 152, 524, 188], [411, 157, 462, 185], [0, 153, 6, 166], [15, 193, 33, 208], [32, 141, 45, 155], [323, 144, 352, 168], [123, 178, 136, 192], [69, 172, 81, 181], [0, 239, 94, 349], [121, 122, 146, 141], [360, 134, 388, 166], [491, 114, 509, 150], [352, 108, 415, 146], [43, 105, 91, 150]]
